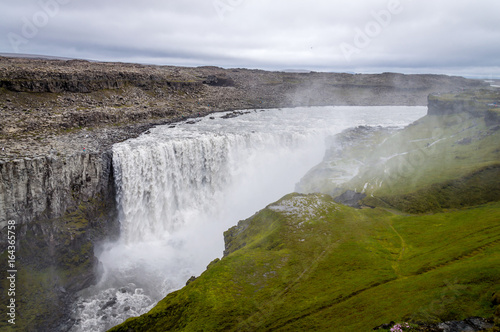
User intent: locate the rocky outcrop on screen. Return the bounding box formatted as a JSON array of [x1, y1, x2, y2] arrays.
[[373, 317, 495, 331], [0, 152, 113, 230], [333, 190, 366, 208], [427, 98, 473, 115], [427, 89, 500, 118], [0, 59, 203, 94], [202, 74, 235, 87]]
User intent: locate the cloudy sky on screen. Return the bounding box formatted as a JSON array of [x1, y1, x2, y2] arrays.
[[1, 0, 499, 77]]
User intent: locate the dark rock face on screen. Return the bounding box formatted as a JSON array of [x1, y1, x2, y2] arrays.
[[224, 219, 249, 257], [427, 98, 473, 116], [486, 110, 500, 126], [221, 110, 251, 119], [0, 151, 118, 331], [202, 74, 235, 87], [334, 190, 367, 208], [0, 151, 114, 228], [435, 317, 494, 331], [427, 89, 500, 118], [186, 276, 197, 286], [492, 291, 500, 306], [373, 321, 395, 330], [0, 68, 203, 94]]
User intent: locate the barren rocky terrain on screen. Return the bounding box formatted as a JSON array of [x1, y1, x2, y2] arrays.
[[0, 56, 487, 161]]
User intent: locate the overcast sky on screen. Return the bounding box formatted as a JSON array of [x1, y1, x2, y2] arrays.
[[1, 0, 499, 77]]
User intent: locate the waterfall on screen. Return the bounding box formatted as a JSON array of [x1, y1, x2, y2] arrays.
[[113, 135, 234, 243], [112, 130, 327, 244], [71, 106, 427, 332]]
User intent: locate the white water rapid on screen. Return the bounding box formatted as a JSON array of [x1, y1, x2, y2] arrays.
[[71, 106, 427, 331]]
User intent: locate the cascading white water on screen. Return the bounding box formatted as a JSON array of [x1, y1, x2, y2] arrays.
[[71, 106, 427, 331]]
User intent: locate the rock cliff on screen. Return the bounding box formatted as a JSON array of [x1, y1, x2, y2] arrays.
[[0, 150, 118, 331], [427, 89, 500, 121], [0, 152, 113, 228]]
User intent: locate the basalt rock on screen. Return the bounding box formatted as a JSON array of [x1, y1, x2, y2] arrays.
[[0, 151, 114, 231], [333, 190, 367, 208], [427, 89, 500, 118], [0, 150, 118, 331]]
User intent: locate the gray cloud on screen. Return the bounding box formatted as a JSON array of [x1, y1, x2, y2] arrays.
[[1, 0, 499, 76]]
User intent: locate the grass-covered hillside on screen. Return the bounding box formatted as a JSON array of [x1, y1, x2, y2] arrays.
[[300, 90, 500, 214], [110, 90, 500, 331], [110, 195, 500, 331]]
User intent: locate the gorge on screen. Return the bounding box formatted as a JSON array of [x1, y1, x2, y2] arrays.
[[72, 106, 426, 331], [0, 56, 498, 331]]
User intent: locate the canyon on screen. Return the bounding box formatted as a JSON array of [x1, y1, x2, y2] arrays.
[[0, 55, 497, 331]]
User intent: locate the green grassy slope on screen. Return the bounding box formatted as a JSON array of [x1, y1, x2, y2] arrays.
[[352, 114, 500, 196], [109, 195, 500, 331], [300, 111, 500, 213]]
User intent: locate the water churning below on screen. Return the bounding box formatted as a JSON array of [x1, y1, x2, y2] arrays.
[[71, 106, 426, 331]]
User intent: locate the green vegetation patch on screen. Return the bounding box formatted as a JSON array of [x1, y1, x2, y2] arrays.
[[110, 196, 500, 332], [364, 164, 500, 213], [349, 114, 500, 195]]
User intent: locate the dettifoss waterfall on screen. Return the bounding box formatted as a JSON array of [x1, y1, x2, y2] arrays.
[[71, 106, 426, 331]]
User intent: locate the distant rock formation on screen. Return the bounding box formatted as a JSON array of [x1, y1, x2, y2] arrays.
[[427, 89, 500, 123]]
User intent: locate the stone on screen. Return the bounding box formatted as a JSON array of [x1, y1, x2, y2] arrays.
[[186, 276, 197, 286], [334, 190, 367, 208]]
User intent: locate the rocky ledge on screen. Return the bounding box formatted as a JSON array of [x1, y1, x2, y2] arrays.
[[428, 89, 500, 125]]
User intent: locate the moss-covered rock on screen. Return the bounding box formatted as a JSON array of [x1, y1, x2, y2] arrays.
[[0, 195, 118, 331], [370, 164, 500, 213], [428, 89, 500, 118]]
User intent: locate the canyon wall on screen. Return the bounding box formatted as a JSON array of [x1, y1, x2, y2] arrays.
[[0, 152, 113, 228]]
